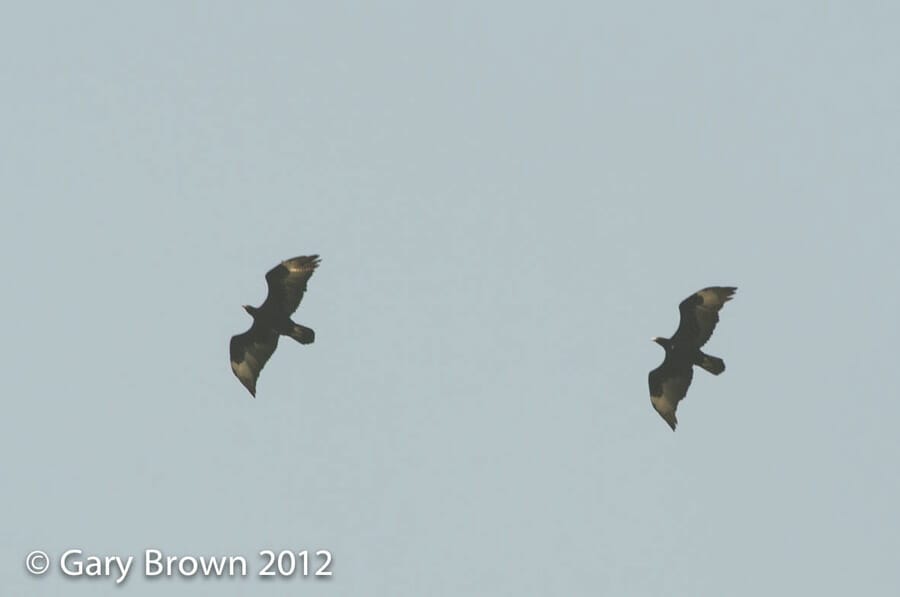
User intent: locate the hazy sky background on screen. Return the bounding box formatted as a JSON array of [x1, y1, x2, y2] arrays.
[[3, 2, 899, 595]]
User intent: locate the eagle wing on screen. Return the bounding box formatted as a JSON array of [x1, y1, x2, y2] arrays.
[[648, 359, 694, 431], [672, 286, 736, 348], [230, 323, 280, 397], [260, 255, 321, 316]]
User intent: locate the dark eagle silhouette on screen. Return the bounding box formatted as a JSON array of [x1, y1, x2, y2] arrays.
[[648, 286, 736, 430], [230, 255, 321, 397]]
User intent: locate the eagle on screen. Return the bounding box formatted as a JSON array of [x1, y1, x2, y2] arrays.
[[230, 255, 321, 397], [648, 286, 736, 430]]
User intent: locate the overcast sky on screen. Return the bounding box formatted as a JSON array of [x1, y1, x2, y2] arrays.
[[3, 2, 899, 595]]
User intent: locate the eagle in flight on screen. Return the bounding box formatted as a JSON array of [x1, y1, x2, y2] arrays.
[[648, 286, 736, 430], [230, 255, 321, 397]]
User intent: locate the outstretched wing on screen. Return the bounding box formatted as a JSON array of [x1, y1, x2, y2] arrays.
[[648, 359, 694, 431], [672, 286, 736, 348], [260, 255, 321, 316], [230, 324, 280, 397]]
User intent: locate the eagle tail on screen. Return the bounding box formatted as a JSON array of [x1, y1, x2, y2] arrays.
[[288, 324, 315, 345], [698, 352, 725, 375]]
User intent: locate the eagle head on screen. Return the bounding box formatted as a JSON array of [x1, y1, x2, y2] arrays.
[[651, 336, 671, 350]]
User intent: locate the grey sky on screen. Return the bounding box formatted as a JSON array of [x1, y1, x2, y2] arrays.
[[3, 2, 899, 595]]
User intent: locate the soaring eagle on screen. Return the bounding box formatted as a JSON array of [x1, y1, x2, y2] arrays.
[[648, 286, 736, 430], [230, 255, 321, 397]]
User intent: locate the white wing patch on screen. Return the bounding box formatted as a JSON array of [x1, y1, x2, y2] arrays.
[[696, 287, 735, 310], [650, 373, 693, 431], [231, 359, 255, 385], [651, 393, 677, 422]]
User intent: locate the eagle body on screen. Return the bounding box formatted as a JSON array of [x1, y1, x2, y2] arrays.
[[229, 255, 320, 397], [648, 286, 736, 430]]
